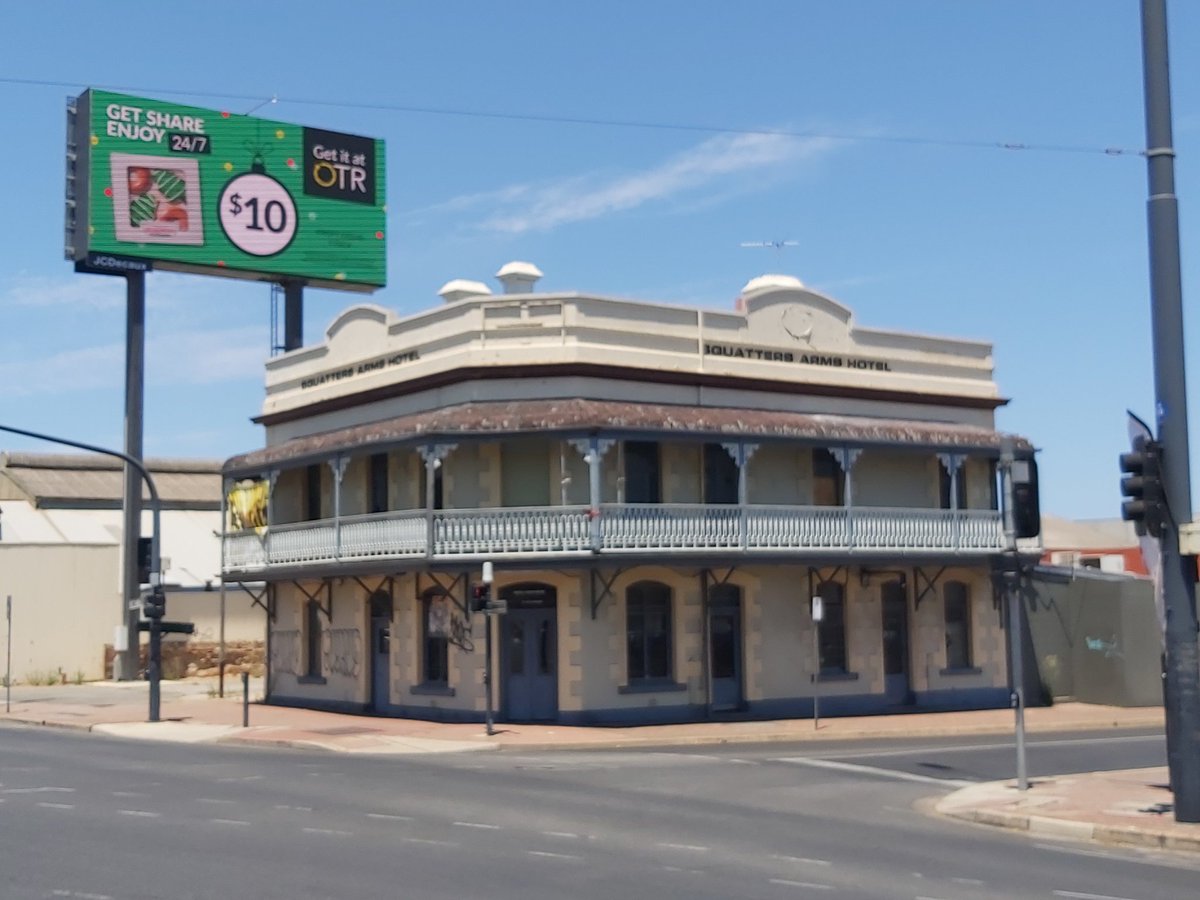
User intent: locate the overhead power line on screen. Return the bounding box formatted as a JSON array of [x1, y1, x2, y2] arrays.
[[0, 74, 1143, 159]]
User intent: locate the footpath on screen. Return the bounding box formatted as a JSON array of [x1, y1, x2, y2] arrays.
[[1, 680, 1196, 854]]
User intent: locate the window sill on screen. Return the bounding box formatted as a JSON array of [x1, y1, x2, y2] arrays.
[[939, 666, 982, 676], [618, 680, 687, 695], [816, 671, 859, 683], [410, 683, 455, 697], [297, 675, 327, 685]]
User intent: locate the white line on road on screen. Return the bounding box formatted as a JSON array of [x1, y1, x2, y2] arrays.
[[196, 798, 236, 805], [528, 850, 582, 861], [117, 810, 160, 818], [658, 842, 710, 852], [2, 786, 75, 794], [37, 802, 75, 810], [542, 831, 581, 839], [273, 804, 313, 811], [453, 821, 501, 830], [367, 813, 414, 821], [50, 890, 113, 899], [1054, 892, 1140, 900], [951, 877, 985, 886], [209, 818, 250, 826], [302, 827, 352, 836], [111, 791, 148, 798], [401, 837, 459, 847], [823, 733, 1161, 761], [769, 878, 833, 890], [776, 757, 974, 787], [770, 855, 832, 867]]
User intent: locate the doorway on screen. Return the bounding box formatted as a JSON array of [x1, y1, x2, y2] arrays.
[[881, 580, 912, 705], [708, 583, 743, 711], [500, 584, 558, 722], [369, 590, 393, 712]]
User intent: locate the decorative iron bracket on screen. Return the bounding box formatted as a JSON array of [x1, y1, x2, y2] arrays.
[[419, 571, 470, 619], [912, 566, 947, 610], [239, 582, 273, 621], [806, 565, 847, 602], [293, 579, 332, 621], [590, 567, 623, 620]]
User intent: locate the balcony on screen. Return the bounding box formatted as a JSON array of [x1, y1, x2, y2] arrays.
[[221, 503, 1007, 576]]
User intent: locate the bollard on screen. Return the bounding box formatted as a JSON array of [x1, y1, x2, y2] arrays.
[[242, 671, 249, 728]]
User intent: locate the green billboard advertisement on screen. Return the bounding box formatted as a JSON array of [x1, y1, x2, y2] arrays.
[[66, 89, 386, 291]]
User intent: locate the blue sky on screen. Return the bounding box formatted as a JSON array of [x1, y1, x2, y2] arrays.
[[2, 1, 1198, 520]]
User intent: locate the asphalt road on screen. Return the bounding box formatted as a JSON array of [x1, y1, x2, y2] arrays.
[[0, 724, 1190, 900]]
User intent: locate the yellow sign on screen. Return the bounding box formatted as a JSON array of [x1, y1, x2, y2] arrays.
[[228, 480, 268, 532]]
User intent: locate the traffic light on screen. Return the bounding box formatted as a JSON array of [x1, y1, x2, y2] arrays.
[[1011, 458, 1041, 540], [143, 585, 166, 620], [1120, 435, 1165, 537], [470, 582, 490, 612], [136, 537, 153, 586]]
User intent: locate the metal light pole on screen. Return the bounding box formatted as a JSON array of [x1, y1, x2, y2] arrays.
[[0, 424, 163, 721], [1139, 0, 1200, 823], [482, 561, 495, 736], [1000, 440, 1028, 792]]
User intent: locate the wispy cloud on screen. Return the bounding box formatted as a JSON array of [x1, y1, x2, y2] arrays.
[[0, 327, 267, 398], [1, 271, 256, 317], [425, 132, 837, 235]]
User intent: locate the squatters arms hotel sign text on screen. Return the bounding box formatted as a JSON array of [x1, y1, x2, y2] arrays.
[[704, 342, 893, 371]]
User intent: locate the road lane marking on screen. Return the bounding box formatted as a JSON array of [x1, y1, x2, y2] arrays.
[[769, 879, 833, 890], [37, 802, 75, 810], [196, 798, 236, 805], [401, 837, 458, 847], [771, 855, 832, 866], [453, 821, 500, 830], [776, 757, 974, 787], [111, 791, 148, 798], [542, 831, 580, 839], [367, 813, 414, 821], [528, 850, 581, 861], [274, 804, 312, 811], [824, 733, 1161, 761], [209, 818, 250, 826], [50, 890, 113, 899], [117, 809, 159, 818], [951, 877, 985, 886], [658, 843, 709, 852], [1054, 892, 1140, 900], [2, 786, 75, 794], [303, 827, 352, 836]]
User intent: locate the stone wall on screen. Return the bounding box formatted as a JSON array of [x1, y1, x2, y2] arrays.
[[104, 640, 265, 680]]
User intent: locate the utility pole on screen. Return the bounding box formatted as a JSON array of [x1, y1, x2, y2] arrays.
[[1139, 0, 1200, 823]]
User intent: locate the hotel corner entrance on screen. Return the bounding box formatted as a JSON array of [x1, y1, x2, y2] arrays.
[[500, 584, 558, 722], [881, 580, 912, 705], [708, 583, 744, 712]]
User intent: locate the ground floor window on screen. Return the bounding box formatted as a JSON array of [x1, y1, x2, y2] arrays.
[[626, 581, 672, 682], [944, 581, 972, 669], [816, 580, 847, 674], [422, 589, 450, 686], [304, 599, 323, 678]]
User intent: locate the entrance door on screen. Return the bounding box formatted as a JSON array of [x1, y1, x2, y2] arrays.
[[369, 590, 393, 712], [709, 584, 743, 711], [881, 580, 911, 705], [501, 584, 557, 722]]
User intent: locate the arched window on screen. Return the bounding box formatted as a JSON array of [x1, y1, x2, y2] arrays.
[[944, 581, 972, 670], [626, 581, 672, 682], [304, 599, 323, 678], [421, 588, 450, 686], [816, 580, 847, 674]]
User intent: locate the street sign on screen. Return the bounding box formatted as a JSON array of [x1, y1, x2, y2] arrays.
[[486, 600, 508, 615]]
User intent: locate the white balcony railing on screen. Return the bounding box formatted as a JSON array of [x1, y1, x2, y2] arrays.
[[222, 503, 1007, 573]]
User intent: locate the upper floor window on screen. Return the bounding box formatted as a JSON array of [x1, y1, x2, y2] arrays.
[[626, 581, 672, 682], [369, 453, 389, 514], [812, 449, 845, 507], [944, 581, 972, 670], [305, 464, 324, 521], [624, 441, 661, 504], [703, 443, 739, 504]]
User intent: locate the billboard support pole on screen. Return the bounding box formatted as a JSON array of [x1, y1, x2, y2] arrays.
[[117, 269, 146, 682], [284, 281, 303, 352]]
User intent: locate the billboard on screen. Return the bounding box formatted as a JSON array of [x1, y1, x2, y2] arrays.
[[66, 89, 386, 291]]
